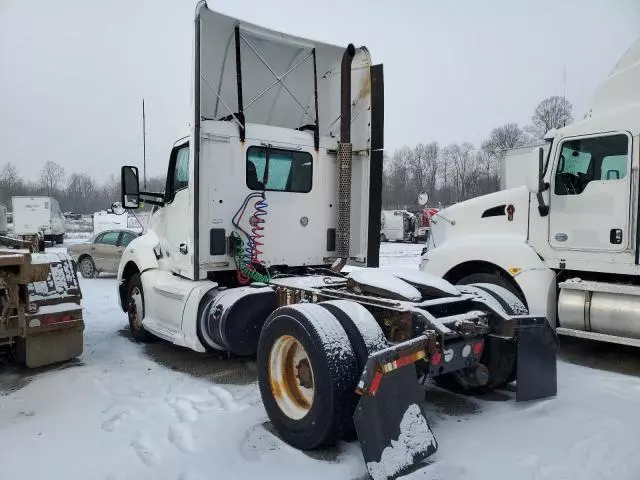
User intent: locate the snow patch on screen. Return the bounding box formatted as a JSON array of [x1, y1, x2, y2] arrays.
[[209, 385, 243, 412], [131, 433, 162, 467], [169, 423, 196, 452], [366, 404, 436, 480]]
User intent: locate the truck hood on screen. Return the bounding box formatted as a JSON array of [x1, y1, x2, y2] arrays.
[[430, 186, 530, 249]]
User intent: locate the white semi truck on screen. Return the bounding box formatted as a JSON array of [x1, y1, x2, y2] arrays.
[[421, 37, 640, 347], [116, 4, 557, 479]]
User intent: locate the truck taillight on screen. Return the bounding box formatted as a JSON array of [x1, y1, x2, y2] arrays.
[[41, 313, 73, 325], [430, 351, 442, 365], [473, 341, 483, 356]]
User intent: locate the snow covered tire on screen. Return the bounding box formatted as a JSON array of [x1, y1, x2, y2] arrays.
[[257, 303, 359, 450]]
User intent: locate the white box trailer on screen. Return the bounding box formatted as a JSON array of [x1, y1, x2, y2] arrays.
[[0, 204, 7, 235], [92, 211, 144, 235], [12, 196, 66, 244], [500, 143, 547, 190]]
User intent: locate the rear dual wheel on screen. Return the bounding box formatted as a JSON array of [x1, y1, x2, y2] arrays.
[[257, 302, 385, 450]]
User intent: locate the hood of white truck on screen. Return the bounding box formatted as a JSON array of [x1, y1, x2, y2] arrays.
[[430, 186, 530, 248]]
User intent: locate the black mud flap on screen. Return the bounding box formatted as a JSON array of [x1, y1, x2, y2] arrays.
[[354, 367, 437, 480], [515, 316, 559, 402]]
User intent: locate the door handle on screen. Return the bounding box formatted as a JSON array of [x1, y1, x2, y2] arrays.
[[179, 243, 188, 255], [610, 229, 623, 244]]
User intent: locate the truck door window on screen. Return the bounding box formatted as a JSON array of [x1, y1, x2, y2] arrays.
[[554, 134, 628, 195], [246, 146, 312, 193], [166, 144, 190, 202]]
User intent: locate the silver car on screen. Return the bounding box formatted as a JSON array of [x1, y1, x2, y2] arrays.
[[68, 229, 140, 278]]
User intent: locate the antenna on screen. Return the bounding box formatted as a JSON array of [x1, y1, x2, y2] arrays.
[[142, 98, 147, 189], [562, 66, 567, 127]]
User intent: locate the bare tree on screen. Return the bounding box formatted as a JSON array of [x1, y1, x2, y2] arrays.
[[527, 96, 573, 140], [444, 142, 476, 202], [40, 161, 66, 196], [481, 123, 527, 159]]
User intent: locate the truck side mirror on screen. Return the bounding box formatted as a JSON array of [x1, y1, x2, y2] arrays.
[[121, 166, 141, 209], [525, 147, 545, 194]]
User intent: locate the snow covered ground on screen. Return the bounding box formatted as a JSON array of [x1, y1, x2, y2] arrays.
[[2, 242, 640, 480]]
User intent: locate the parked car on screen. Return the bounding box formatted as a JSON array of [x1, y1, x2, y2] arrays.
[[67, 229, 140, 278]]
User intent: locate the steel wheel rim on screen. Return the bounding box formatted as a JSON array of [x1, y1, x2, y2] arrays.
[[268, 335, 315, 420], [81, 259, 94, 277], [129, 286, 143, 330]]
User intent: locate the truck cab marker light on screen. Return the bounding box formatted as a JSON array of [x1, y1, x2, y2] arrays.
[[507, 267, 522, 276]]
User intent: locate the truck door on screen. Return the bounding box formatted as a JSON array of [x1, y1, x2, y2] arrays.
[[158, 141, 193, 278], [549, 133, 632, 252]]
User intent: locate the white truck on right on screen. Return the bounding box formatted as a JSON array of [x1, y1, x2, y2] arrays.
[[421, 37, 640, 347]]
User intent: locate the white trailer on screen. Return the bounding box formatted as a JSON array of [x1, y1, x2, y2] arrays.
[[380, 210, 414, 242], [12, 196, 66, 245], [499, 143, 547, 190], [0, 204, 7, 235], [421, 36, 640, 347]]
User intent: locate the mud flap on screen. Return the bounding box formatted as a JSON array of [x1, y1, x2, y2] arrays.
[[515, 316, 559, 402], [354, 367, 437, 480]]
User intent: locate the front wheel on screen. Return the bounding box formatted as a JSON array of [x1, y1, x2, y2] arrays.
[[127, 273, 155, 343], [257, 304, 359, 450]]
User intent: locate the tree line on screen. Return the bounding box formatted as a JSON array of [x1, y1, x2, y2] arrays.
[[382, 95, 573, 209], [0, 162, 165, 214]]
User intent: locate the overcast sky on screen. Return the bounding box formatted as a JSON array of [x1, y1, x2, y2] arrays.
[[1, 0, 638, 182]]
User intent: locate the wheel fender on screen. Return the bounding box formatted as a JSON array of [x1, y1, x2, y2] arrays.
[[420, 237, 556, 325], [117, 230, 161, 281]]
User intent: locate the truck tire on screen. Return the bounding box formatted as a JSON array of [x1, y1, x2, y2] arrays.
[[126, 273, 155, 343], [257, 304, 359, 450], [55, 235, 64, 245], [436, 273, 528, 392]]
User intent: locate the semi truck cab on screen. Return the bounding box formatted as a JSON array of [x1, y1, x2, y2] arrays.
[[421, 36, 640, 346]]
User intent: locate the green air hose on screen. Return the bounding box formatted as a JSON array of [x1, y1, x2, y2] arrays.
[[230, 232, 271, 283]]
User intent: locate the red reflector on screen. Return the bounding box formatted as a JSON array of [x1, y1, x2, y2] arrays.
[[473, 342, 483, 355], [61, 313, 72, 323], [395, 354, 414, 369], [43, 315, 57, 325], [370, 371, 383, 395], [430, 351, 442, 365]]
